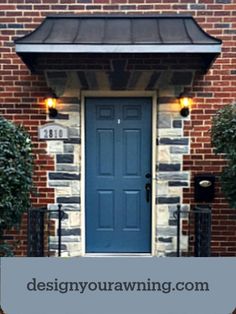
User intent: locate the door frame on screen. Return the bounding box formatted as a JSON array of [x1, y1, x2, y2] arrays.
[[81, 91, 157, 256]]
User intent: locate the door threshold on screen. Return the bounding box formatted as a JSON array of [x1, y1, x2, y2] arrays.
[[85, 253, 152, 258]]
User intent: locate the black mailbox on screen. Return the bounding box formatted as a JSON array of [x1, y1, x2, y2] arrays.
[[194, 174, 215, 202]]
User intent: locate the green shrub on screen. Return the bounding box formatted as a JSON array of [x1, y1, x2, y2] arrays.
[[211, 103, 236, 208], [0, 117, 33, 255]]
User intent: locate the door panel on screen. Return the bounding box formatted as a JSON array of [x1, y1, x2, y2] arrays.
[[97, 129, 114, 176], [97, 190, 115, 230], [123, 190, 141, 230], [85, 97, 152, 253], [123, 129, 141, 176]]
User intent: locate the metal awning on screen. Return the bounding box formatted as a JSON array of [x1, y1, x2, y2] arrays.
[[14, 14, 222, 71]]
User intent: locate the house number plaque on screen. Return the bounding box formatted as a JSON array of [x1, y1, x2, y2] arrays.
[[38, 123, 69, 140]]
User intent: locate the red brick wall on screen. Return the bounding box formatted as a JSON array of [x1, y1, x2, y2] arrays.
[[0, 0, 236, 256]]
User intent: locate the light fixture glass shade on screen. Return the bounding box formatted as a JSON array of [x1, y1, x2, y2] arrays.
[[45, 97, 57, 109], [179, 96, 192, 109]]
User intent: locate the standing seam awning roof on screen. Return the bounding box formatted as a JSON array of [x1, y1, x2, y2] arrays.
[[14, 15, 221, 72]]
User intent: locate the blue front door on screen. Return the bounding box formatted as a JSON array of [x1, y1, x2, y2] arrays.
[[85, 97, 152, 253]]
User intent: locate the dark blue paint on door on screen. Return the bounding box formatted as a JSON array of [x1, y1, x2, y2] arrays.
[[85, 97, 152, 253]]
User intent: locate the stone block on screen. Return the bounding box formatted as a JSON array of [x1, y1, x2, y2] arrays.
[[158, 103, 179, 113], [69, 250, 81, 257], [47, 141, 64, 154], [170, 146, 189, 154], [159, 163, 181, 171], [60, 97, 80, 104], [64, 138, 81, 144], [69, 127, 80, 138], [165, 251, 177, 257], [158, 146, 171, 163], [57, 103, 79, 112], [159, 138, 189, 145], [156, 182, 168, 196], [157, 207, 169, 225], [64, 144, 74, 153], [168, 187, 182, 198], [56, 165, 79, 172], [48, 204, 80, 214], [158, 128, 182, 137], [61, 228, 81, 236], [168, 181, 189, 187], [158, 237, 172, 243], [61, 112, 80, 127], [61, 236, 81, 242], [57, 196, 80, 204], [66, 242, 81, 253], [157, 114, 171, 128], [62, 204, 80, 211], [158, 172, 189, 181], [156, 242, 175, 252], [48, 204, 62, 211], [59, 212, 80, 229], [50, 211, 69, 220], [68, 211, 81, 227], [49, 172, 80, 180], [169, 219, 177, 226], [180, 235, 188, 250], [173, 120, 182, 128], [48, 181, 70, 187], [169, 154, 182, 163], [55, 187, 71, 196], [49, 243, 67, 250], [56, 154, 74, 163], [168, 182, 183, 193], [157, 226, 177, 238], [52, 113, 69, 120], [71, 181, 80, 195], [157, 196, 180, 204], [156, 204, 168, 212], [60, 251, 69, 257], [156, 251, 166, 257]]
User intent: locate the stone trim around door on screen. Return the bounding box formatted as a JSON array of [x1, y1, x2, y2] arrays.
[[46, 90, 190, 257]]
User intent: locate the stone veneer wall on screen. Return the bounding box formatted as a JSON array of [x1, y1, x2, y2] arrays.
[[47, 97, 82, 257], [156, 89, 190, 257], [46, 88, 190, 257]]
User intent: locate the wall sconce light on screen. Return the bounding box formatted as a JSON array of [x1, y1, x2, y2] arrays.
[[179, 93, 192, 117], [45, 95, 58, 118]]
